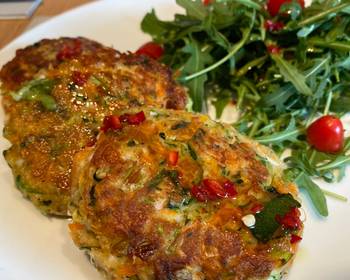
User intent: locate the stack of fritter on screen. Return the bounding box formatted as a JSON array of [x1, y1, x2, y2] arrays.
[[1, 38, 303, 280], [1, 37, 186, 215]]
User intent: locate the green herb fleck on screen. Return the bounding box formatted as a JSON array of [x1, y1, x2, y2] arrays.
[[187, 144, 198, 160], [10, 79, 57, 111]]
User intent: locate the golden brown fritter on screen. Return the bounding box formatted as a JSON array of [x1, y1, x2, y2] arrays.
[[1, 37, 186, 215], [69, 108, 303, 280]]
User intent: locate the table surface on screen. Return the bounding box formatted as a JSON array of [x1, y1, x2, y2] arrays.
[[0, 0, 93, 50]]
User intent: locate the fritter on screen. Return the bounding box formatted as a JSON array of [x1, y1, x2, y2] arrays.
[[69, 108, 303, 280], [1, 37, 186, 215]]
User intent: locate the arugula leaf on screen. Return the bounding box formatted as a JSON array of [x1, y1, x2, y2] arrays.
[[295, 2, 350, 29], [255, 118, 301, 145], [233, 0, 262, 10], [252, 194, 301, 242], [271, 54, 313, 96], [176, 0, 207, 21], [213, 90, 232, 118], [181, 38, 212, 112], [260, 84, 295, 111], [295, 172, 328, 216], [141, 10, 169, 41], [203, 13, 231, 50], [317, 156, 350, 171]]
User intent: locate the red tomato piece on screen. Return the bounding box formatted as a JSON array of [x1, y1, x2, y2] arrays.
[[168, 151, 179, 166], [191, 179, 238, 202], [190, 185, 210, 202], [276, 207, 302, 230], [72, 71, 89, 86], [119, 111, 146, 125], [307, 115, 344, 153], [267, 44, 281, 54], [56, 39, 82, 61], [222, 180, 238, 197], [290, 234, 302, 244], [203, 179, 227, 198], [203, 0, 212, 5], [267, 0, 305, 17], [100, 115, 122, 132], [250, 203, 264, 213], [136, 42, 164, 60], [264, 20, 284, 32]]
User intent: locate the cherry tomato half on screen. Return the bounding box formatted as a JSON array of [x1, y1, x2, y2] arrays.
[[135, 42, 164, 60], [307, 115, 344, 153], [266, 0, 305, 17], [203, 0, 212, 5]]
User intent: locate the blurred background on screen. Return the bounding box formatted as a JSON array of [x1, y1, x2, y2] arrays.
[[0, 0, 94, 49]]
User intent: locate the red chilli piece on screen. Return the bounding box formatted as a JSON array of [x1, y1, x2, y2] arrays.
[[191, 179, 238, 202], [135, 42, 164, 60], [190, 185, 210, 202], [222, 180, 238, 197], [168, 151, 179, 166], [264, 20, 284, 32], [119, 111, 146, 125], [250, 203, 264, 214], [267, 44, 281, 54], [276, 207, 302, 230], [56, 39, 82, 61], [203, 179, 227, 198], [290, 234, 302, 244], [72, 71, 89, 86], [100, 115, 122, 132]]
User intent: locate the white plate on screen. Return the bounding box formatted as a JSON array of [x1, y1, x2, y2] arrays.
[[0, 1, 349, 279]]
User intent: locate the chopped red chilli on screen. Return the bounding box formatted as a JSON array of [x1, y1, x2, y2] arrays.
[[168, 151, 179, 166], [290, 234, 302, 244], [276, 207, 302, 230], [119, 111, 146, 125], [191, 185, 213, 202], [191, 179, 237, 202], [264, 20, 284, 32], [222, 180, 238, 197], [250, 203, 264, 214], [204, 179, 227, 198], [56, 39, 82, 61], [72, 71, 89, 86], [100, 115, 122, 132]]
